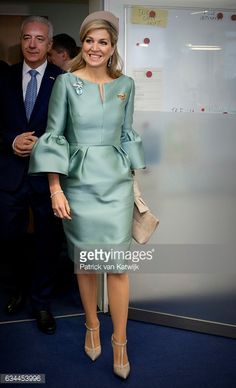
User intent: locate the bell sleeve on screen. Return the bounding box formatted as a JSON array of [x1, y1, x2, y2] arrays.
[[121, 77, 146, 170], [29, 75, 69, 175]]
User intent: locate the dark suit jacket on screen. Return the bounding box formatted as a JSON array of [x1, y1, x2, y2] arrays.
[[0, 61, 64, 192]]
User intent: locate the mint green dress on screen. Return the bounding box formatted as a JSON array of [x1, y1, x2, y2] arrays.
[[29, 73, 145, 264]]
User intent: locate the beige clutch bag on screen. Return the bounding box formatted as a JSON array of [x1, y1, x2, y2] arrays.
[[132, 178, 159, 244]]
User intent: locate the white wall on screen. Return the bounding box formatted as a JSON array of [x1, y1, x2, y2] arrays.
[[89, 0, 103, 13]]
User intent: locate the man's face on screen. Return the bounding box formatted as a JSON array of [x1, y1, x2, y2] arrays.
[[47, 48, 65, 69], [21, 21, 52, 68]]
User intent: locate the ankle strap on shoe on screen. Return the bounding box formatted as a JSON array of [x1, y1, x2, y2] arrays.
[[85, 322, 100, 331], [112, 334, 127, 347]]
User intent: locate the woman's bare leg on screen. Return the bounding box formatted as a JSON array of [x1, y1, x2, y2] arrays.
[[76, 273, 100, 349], [107, 273, 129, 366]]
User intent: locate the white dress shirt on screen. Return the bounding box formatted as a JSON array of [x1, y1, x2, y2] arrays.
[[22, 60, 47, 100], [12, 61, 48, 151]]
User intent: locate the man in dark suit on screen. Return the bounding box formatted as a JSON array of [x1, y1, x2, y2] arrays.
[[0, 60, 9, 71], [0, 16, 64, 334]]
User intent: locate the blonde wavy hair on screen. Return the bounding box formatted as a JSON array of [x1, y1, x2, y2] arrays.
[[69, 19, 123, 78]]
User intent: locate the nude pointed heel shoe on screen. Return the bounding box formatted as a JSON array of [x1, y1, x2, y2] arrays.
[[111, 335, 130, 379], [84, 323, 101, 361]]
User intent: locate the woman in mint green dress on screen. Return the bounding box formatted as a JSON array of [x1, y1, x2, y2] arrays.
[[29, 11, 145, 379]]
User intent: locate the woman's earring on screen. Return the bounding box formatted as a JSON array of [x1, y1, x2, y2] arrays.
[[108, 56, 112, 68]]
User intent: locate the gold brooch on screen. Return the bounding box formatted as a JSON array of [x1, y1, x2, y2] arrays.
[[117, 93, 127, 101]]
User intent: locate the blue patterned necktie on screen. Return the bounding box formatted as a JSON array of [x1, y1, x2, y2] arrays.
[[25, 69, 38, 120]]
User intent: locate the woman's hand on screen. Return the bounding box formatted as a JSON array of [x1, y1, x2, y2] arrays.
[[51, 191, 72, 220]]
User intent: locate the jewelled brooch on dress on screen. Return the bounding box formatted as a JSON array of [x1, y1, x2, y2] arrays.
[[117, 92, 127, 101], [73, 79, 84, 95]]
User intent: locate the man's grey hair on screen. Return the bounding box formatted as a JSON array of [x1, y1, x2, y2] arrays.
[[21, 16, 53, 40]]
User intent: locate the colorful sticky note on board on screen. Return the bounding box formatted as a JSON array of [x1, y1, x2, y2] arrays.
[[131, 6, 168, 28]]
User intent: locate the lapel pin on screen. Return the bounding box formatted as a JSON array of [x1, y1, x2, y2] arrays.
[[49, 76, 55, 80], [117, 93, 126, 101]]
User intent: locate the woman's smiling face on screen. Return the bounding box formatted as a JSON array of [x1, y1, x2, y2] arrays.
[[82, 28, 114, 69]]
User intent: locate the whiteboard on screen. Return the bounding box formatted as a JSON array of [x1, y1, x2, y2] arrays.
[[125, 6, 236, 113], [105, 0, 236, 330]]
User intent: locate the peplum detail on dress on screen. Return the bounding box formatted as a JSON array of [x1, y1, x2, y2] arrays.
[[29, 133, 70, 175]]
